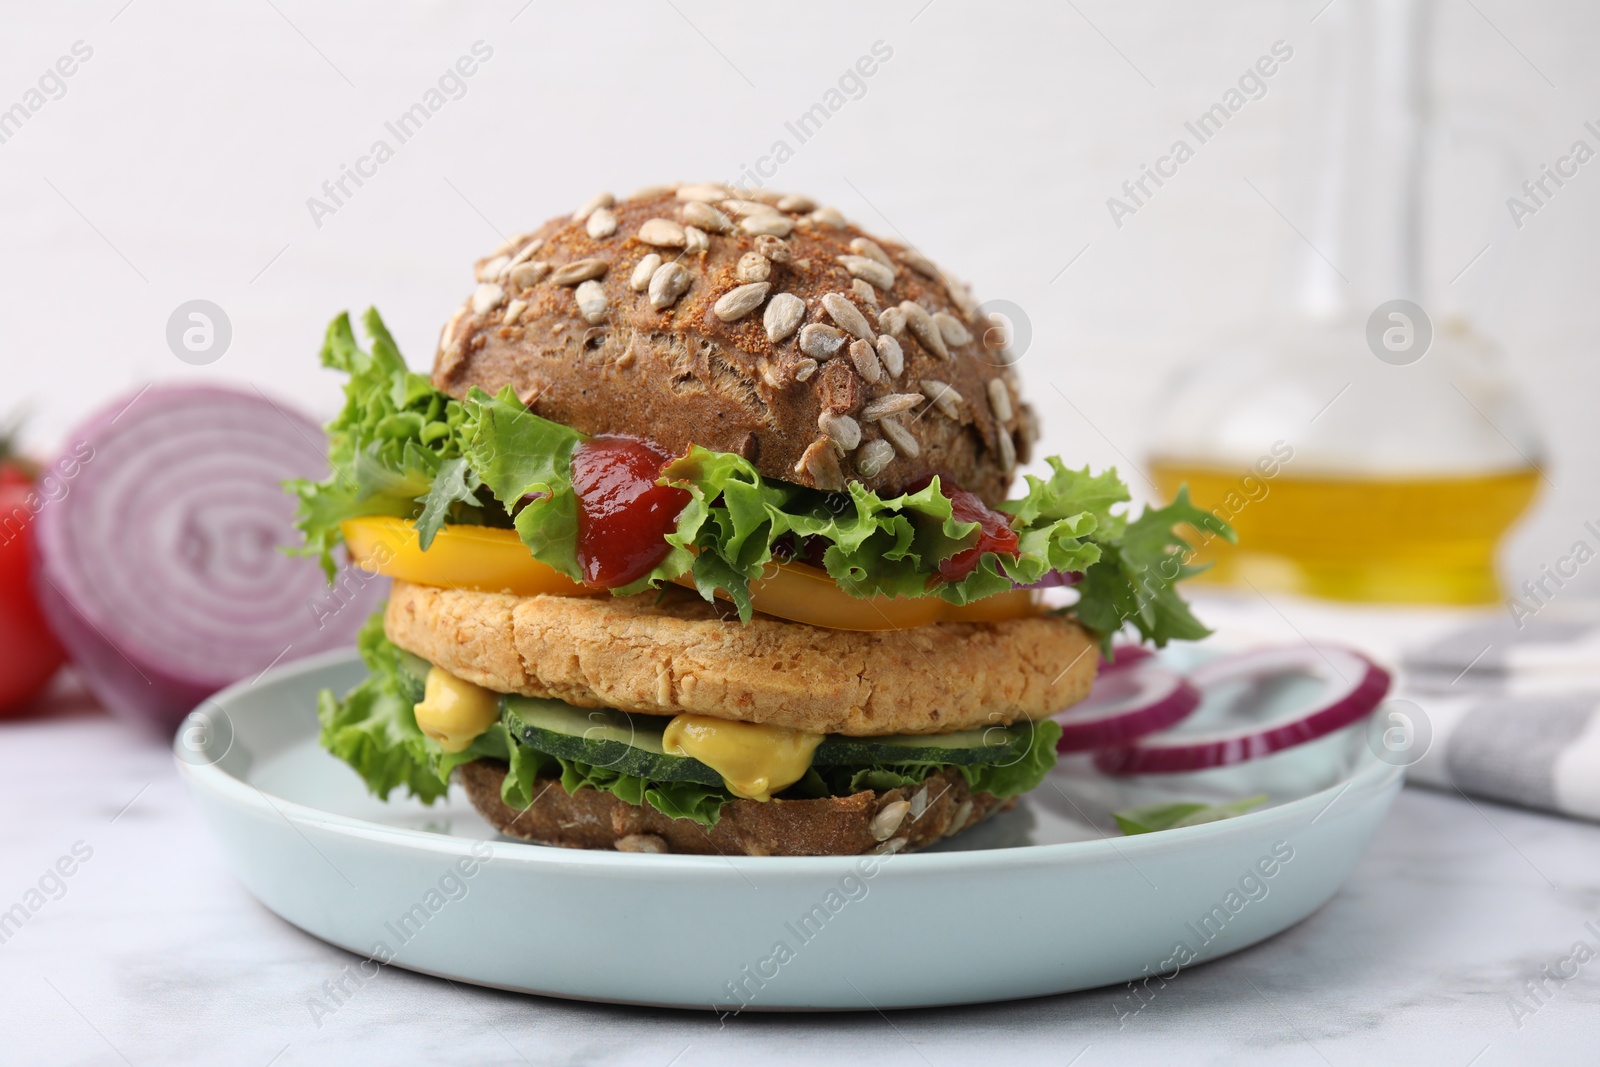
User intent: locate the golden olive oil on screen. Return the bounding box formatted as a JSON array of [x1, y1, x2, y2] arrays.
[[1150, 463, 1541, 604]]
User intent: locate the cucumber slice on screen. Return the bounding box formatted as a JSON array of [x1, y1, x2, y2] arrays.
[[813, 725, 1032, 767], [491, 669, 1036, 787], [505, 690, 1032, 774], [501, 696, 724, 786]]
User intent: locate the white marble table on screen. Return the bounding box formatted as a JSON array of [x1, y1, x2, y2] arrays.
[[3, 668, 1598, 1067]]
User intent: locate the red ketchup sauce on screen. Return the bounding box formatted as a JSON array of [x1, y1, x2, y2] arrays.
[[909, 475, 1020, 582], [569, 435, 691, 589]]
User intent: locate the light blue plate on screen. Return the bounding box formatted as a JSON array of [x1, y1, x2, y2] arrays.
[[177, 648, 1401, 1011]]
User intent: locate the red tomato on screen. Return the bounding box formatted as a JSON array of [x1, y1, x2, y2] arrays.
[[0, 473, 66, 714]]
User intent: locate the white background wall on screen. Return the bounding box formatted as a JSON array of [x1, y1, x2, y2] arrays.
[[4, 0, 1596, 597]]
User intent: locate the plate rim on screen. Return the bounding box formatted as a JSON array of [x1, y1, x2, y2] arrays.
[[178, 647, 1405, 876]]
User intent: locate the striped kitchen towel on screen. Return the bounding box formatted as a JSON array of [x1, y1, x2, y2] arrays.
[[1399, 604, 1600, 822]]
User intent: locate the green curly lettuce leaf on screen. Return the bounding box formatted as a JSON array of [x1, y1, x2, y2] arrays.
[[460, 385, 587, 582], [558, 763, 731, 827], [317, 611, 734, 825], [656, 450, 1108, 616], [1071, 487, 1228, 650], [803, 720, 1062, 800], [960, 719, 1064, 797], [289, 308, 1226, 647], [414, 457, 482, 551], [315, 611, 450, 803], [287, 309, 489, 579]]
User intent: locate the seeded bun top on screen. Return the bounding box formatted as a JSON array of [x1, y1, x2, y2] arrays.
[[431, 183, 1036, 504]]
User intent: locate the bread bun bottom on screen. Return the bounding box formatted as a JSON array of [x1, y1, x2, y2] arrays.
[[459, 760, 1010, 857]]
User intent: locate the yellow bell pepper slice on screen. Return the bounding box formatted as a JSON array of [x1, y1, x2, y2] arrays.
[[341, 516, 590, 598], [339, 517, 1038, 630], [718, 563, 1037, 629], [706, 555, 943, 630]]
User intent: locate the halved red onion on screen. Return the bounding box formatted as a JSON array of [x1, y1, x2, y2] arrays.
[[1092, 645, 1391, 775], [1054, 660, 1201, 753], [32, 385, 384, 731]]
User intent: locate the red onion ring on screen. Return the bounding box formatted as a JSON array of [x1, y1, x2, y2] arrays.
[[32, 385, 383, 731], [1092, 645, 1391, 775], [1054, 660, 1201, 753], [1014, 569, 1082, 591]]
